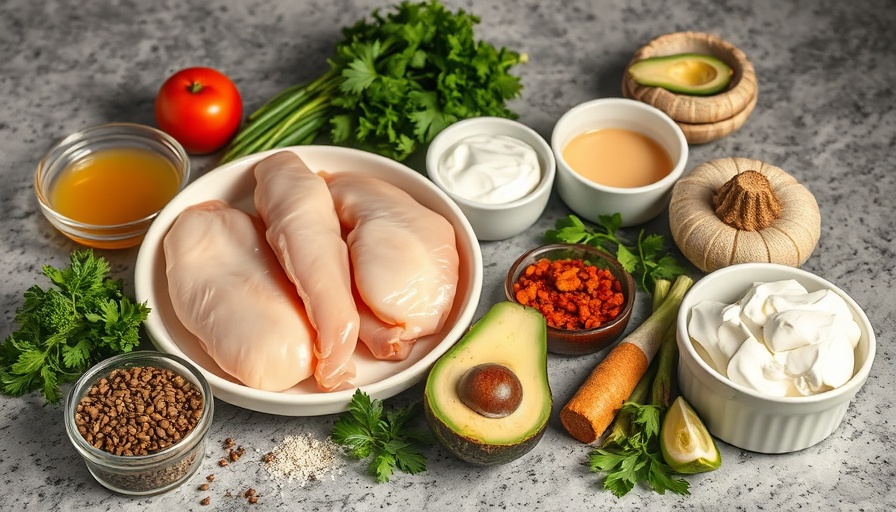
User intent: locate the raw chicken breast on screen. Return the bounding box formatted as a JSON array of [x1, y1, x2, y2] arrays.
[[164, 200, 315, 392], [254, 152, 358, 391], [325, 172, 460, 360]]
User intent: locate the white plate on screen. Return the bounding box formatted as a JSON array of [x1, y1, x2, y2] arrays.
[[134, 146, 483, 416]]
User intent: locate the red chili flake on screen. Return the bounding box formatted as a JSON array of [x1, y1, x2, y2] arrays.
[[513, 257, 624, 330]]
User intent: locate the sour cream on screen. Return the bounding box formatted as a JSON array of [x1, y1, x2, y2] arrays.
[[688, 279, 860, 397], [436, 134, 541, 204]]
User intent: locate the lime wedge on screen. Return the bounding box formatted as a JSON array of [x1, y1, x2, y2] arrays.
[[660, 396, 721, 474]]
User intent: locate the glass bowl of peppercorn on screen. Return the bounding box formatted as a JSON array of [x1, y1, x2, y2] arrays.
[[63, 350, 213, 496], [505, 243, 636, 356]]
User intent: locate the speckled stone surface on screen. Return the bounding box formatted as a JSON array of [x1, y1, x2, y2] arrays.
[[1, 0, 895, 510]]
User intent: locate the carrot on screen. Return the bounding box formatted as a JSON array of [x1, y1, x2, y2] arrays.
[[600, 278, 670, 448], [560, 275, 693, 444]]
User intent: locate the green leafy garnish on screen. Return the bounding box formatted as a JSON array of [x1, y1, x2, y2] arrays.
[[590, 402, 689, 497], [590, 277, 696, 497], [221, 0, 525, 164], [331, 389, 429, 483], [0, 250, 150, 404], [545, 214, 687, 294]]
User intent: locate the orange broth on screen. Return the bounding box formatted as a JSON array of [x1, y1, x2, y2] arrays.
[[562, 128, 673, 188], [50, 147, 181, 225]]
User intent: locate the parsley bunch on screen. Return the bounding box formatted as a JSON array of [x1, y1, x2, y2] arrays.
[[0, 250, 150, 403], [331, 389, 429, 483], [590, 401, 689, 497], [544, 214, 687, 294], [221, 0, 525, 163]]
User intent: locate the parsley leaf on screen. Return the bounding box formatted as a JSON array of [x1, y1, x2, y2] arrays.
[[221, 0, 526, 164], [331, 389, 430, 483], [0, 250, 151, 404], [589, 402, 689, 497], [545, 214, 687, 294]]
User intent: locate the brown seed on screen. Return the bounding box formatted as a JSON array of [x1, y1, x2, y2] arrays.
[[244, 488, 256, 498], [199, 483, 209, 491], [248, 496, 259, 505], [218, 459, 229, 467], [73, 366, 204, 458], [200, 497, 210, 506], [206, 474, 215, 482]]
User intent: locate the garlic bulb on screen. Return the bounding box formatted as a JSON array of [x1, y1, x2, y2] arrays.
[[669, 157, 820, 273]]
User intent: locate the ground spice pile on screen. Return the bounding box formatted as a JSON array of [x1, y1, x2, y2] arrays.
[[74, 366, 204, 456], [263, 433, 346, 487], [513, 257, 625, 330]]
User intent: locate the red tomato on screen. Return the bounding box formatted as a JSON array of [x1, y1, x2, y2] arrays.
[[155, 67, 243, 155]]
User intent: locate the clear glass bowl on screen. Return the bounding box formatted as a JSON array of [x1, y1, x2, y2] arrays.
[[504, 243, 636, 356], [35, 123, 189, 249], [64, 351, 213, 496]]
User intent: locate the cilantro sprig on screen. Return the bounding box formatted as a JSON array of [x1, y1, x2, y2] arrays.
[[545, 214, 687, 294], [221, 0, 525, 163], [331, 389, 429, 483], [590, 401, 689, 497], [588, 278, 695, 497], [0, 250, 150, 403]]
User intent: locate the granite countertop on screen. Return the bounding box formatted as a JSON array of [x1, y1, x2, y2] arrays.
[[1, 0, 894, 510]]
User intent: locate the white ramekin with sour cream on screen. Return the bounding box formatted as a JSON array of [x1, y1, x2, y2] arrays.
[[676, 263, 876, 454]]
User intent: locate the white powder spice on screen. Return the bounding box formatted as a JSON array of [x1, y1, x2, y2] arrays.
[[264, 433, 346, 486]]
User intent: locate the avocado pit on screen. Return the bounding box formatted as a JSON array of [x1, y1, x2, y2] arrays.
[[457, 363, 523, 418]]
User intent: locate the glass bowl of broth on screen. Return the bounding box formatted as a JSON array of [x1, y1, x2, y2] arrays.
[[35, 123, 190, 249], [550, 98, 688, 227]]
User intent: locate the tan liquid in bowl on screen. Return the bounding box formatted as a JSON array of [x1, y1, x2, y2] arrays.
[[562, 128, 672, 188]]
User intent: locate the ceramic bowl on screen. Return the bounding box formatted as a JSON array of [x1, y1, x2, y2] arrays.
[[504, 243, 635, 356], [622, 31, 758, 144], [64, 351, 213, 496], [135, 145, 483, 416], [35, 123, 190, 249], [426, 117, 556, 241], [676, 263, 876, 453], [551, 98, 688, 227]]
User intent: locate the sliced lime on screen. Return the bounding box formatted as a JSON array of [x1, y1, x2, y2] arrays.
[[660, 396, 722, 474]]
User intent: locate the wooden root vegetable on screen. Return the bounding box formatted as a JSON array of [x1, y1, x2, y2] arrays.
[[668, 157, 820, 273]]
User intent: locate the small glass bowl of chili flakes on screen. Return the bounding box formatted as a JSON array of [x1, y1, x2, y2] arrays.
[[504, 243, 635, 356]]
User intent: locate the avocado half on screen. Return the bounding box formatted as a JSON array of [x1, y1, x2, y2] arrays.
[[628, 53, 733, 95], [423, 301, 552, 466]]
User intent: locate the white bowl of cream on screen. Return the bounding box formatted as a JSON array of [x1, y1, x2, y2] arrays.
[[676, 263, 876, 454], [426, 117, 555, 241]]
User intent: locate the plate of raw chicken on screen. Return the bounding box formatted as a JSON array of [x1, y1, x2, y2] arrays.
[[134, 146, 483, 416]]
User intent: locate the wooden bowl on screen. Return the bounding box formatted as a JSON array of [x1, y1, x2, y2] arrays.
[[622, 32, 758, 128], [677, 90, 758, 144], [623, 75, 758, 145]]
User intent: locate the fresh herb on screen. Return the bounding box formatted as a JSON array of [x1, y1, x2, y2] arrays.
[[221, 0, 525, 164], [331, 389, 429, 483], [0, 250, 150, 403], [589, 278, 690, 497], [590, 401, 689, 497], [545, 214, 687, 294]]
